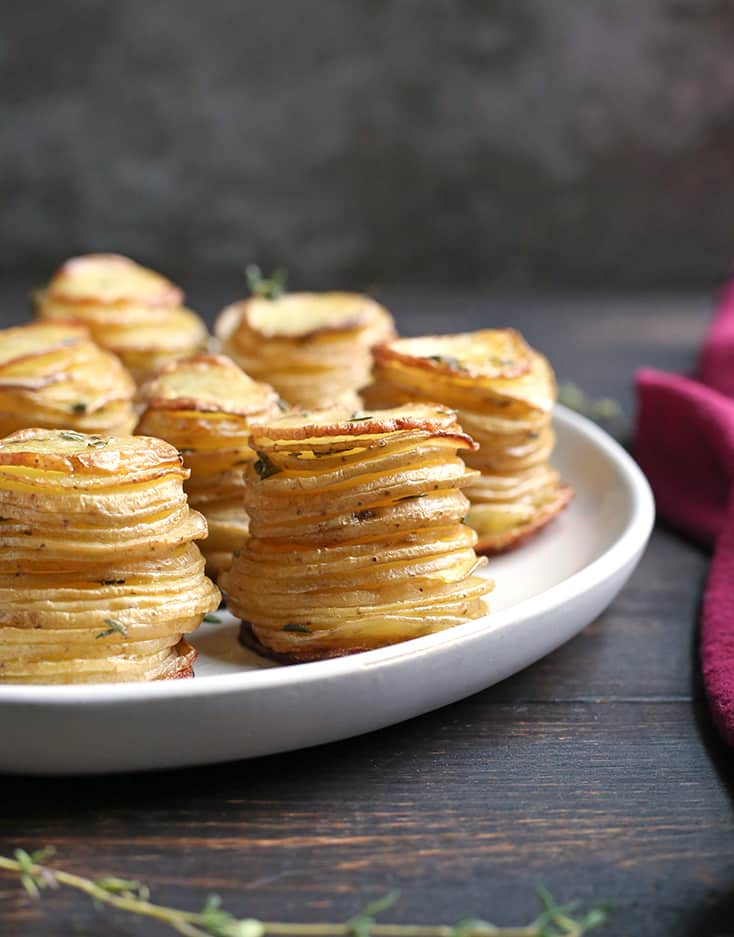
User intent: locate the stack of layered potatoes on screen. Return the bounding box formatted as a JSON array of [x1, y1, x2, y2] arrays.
[[366, 330, 572, 553], [215, 292, 395, 409], [0, 321, 137, 436], [219, 404, 493, 661], [136, 353, 283, 577], [35, 254, 209, 384], [0, 429, 220, 683]]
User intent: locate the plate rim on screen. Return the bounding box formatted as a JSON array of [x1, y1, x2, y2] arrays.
[[0, 405, 654, 705]]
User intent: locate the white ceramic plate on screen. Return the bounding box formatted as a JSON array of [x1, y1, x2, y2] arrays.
[[0, 406, 654, 775]]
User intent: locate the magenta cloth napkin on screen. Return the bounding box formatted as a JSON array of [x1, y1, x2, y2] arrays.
[[635, 281, 734, 746]]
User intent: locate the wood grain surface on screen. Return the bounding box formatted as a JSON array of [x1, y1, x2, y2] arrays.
[[0, 282, 732, 937]]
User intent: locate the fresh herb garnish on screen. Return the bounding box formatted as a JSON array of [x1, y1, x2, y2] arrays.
[[203, 613, 221, 624], [245, 264, 288, 300], [59, 430, 107, 449], [425, 354, 467, 371], [0, 848, 610, 937], [69, 402, 87, 414], [253, 451, 281, 479], [282, 623, 312, 633], [348, 412, 372, 422], [558, 382, 624, 426], [95, 618, 127, 639]]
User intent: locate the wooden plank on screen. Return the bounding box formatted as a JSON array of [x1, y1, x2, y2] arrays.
[[0, 702, 732, 936]]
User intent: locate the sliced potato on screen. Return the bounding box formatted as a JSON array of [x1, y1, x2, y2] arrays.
[[219, 404, 493, 661], [215, 292, 395, 409], [0, 428, 220, 683], [36, 254, 209, 384], [0, 321, 136, 436], [136, 354, 282, 577], [367, 331, 571, 553]]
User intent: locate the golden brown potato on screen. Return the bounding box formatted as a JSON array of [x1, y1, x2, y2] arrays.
[[35, 254, 209, 384], [136, 353, 283, 577], [215, 292, 395, 409], [0, 320, 136, 436], [365, 330, 572, 553], [0, 428, 220, 683], [219, 403, 493, 661]]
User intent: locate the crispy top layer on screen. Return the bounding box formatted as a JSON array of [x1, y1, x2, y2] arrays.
[[46, 254, 183, 308], [224, 292, 389, 340], [249, 402, 475, 446], [374, 330, 557, 413], [0, 321, 89, 366], [140, 354, 280, 415], [375, 330, 533, 380], [0, 429, 185, 476]]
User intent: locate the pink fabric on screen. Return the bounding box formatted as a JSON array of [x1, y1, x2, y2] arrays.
[[635, 282, 734, 746]]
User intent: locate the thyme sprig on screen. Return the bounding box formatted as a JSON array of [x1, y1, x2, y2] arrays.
[[557, 382, 623, 427], [0, 849, 608, 937], [245, 264, 288, 300]]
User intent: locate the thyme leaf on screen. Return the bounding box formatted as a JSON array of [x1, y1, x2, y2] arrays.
[[203, 613, 222, 624], [245, 264, 288, 300], [95, 618, 128, 639], [424, 354, 467, 371], [281, 623, 312, 633], [58, 430, 107, 449]]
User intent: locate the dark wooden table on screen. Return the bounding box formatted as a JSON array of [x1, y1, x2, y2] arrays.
[[1, 281, 733, 937]]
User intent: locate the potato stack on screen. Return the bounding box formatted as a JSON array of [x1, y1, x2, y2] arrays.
[[0, 429, 220, 684], [366, 330, 572, 553], [215, 292, 395, 409], [36, 254, 209, 384], [219, 404, 493, 661], [136, 354, 283, 577], [0, 321, 137, 436]]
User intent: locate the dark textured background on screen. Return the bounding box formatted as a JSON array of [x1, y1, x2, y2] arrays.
[[2, 0, 734, 287]]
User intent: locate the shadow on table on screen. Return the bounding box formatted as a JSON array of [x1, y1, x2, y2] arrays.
[[683, 884, 734, 937]]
